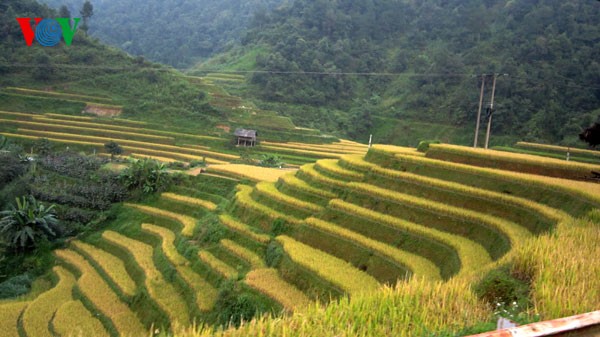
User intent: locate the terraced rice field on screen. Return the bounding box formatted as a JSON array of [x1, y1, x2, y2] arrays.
[[3, 142, 599, 336]]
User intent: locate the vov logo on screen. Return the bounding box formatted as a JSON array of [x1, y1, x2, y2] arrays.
[[16, 18, 80, 47]]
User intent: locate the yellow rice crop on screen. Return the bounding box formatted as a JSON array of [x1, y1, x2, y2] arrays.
[[297, 163, 345, 188], [102, 231, 190, 325], [393, 153, 600, 205], [208, 164, 295, 182], [340, 155, 568, 223], [260, 141, 366, 154], [304, 217, 441, 281], [276, 235, 380, 295], [260, 145, 343, 158], [44, 112, 95, 120], [178, 277, 489, 337], [7, 87, 114, 102], [112, 117, 148, 125], [22, 266, 75, 337], [289, 140, 368, 150], [314, 159, 364, 180], [428, 143, 600, 177], [346, 181, 532, 246], [198, 251, 238, 279], [516, 141, 600, 158], [131, 153, 179, 163], [278, 173, 337, 199], [122, 146, 204, 162], [2, 118, 174, 141], [220, 239, 265, 268], [162, 192, 218, 211], [54, 249, 146, 337], [0, 301, 29, 337], [71, 241, 137, 297], [30, 116, 222, 141], [126, 203, 197, 237], [218, 214, 271, 244], [371, 144, 425, 156], [0, 111, 36, 118], [255, 182, 324, 213], [141, 224, 217, 311], [235, 185, 302, 225], [52, 300, 110, 337], [329, 199, 492, 277], [513, 217, 600, 320], [0, 132, 104, 147], [244, 268, 310, 311]]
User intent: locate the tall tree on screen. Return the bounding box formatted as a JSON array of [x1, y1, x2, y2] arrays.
[[579, 123, 600, 148], [80, 1, 93, 33], [58, 5, 70, 18]]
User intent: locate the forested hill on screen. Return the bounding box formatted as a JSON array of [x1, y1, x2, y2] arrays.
[[40, 0, 285, 68], [202, 0, 600, 145]]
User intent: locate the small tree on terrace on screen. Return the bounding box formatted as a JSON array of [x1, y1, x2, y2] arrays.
[[104, 141, 123, 161]]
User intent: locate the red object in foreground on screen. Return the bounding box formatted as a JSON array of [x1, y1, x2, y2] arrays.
[[466, 310, 600, 337]]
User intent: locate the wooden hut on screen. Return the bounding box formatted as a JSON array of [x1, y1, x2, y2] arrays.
[[234, 128, 257, 147]]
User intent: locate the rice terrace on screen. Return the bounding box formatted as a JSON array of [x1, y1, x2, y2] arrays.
[[1, 0, 600, 336]]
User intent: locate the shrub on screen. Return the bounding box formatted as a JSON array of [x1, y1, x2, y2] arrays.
[[265, 241, 283, 268], [0, 273, 33, 299], [120, 158, 172, 194], [417, 140, 440, 153], [213, 281, 259, 328]]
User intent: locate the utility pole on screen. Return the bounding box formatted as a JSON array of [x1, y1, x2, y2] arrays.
[[484, 73, 497, 150], [368, 134, 373, 148], [474, 74, 486, 148]]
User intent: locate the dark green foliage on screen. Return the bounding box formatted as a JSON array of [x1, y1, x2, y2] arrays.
[[213, 281, 260, 328], [579, 122, 600, 148], [33, 138, 52, 156], [0, 152, 28, 189], [270, 218, 288, 236], [0, 196, 59, 251], [474, 265, 530, 308], [265, 241, 282, 267], [0, 273, 33, 299], [258, 154, 282, 168], [104, 141, 123, 161], [196, 214, 225, 245], [120, 158, 171, 195], [417, 140, 440, 153]]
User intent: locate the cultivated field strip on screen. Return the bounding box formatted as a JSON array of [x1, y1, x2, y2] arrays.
[[516, 141, 600, 158], [328, 200, 492, 277], [131, 153, 179, 163], [427, 143, 600, 180], [234, 185, 302, 225], [304, 217, 441, 280], [340, 155, 568, 226], [278, 173, 337, 199], [254, 182, 324, 214], [218, 215, 271, 244], [390, 153, 600, 208], [260, 141, 367, 154], [220, 239, 265, 268], [5, 87, 115, 103], [0, 301, 30, 337], [197, 251, 238, 279], [102, 231, 191, 325], [43, 113, 148, 126], [1, 118, 175, 143], [22, 266, 75, 337], [276, 235, 380, 295], [260, 145, 344, 158], [207, 164, 295, 182], [346, 181, 532, 251], [30, 116, 223, 141], [71, 241, 137, 298], [296, 163, 346, 189], [371, 144, 425, 156], [0, 111, 37, 119], [52, 300, 110, 337], [244, 268, 310, 311], [125, 203, 197, 237], [161, 192, 218, 211], [54, 249, 146, 336], [141, 223, 218, 311], [314, 159, 364, 180]]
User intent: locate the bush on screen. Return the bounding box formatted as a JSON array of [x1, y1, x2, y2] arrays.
[[214, 281, 259, 328], [270, 218, 288, 236], [0, 273, 33, 299], [197, 215, 225, 244], [265, 241, 283, 267], [417, 140, 440, 153], [474, 265, 530, 308]]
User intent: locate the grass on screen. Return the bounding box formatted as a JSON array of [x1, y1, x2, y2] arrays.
[[0, 301, 30, 337], [304, 217, 441, 281], [328, 199, 492, 278], [71, 241, 137, 298], [54, 249, 146, 337], [102, 230, 191, 325], [197, 251, 238, 280], [244, 268, 311, 311], [276, 235, 380, 295], [52, 300, 110, 337], [162, 192, 218, 211], [207, 164, 295, 182], [220, 239, 265, 268], [22, 266, 75, 337], [126, 203, 197, 237], [141, 223, 218, 312], [218, 214, 271, 244], [427, 144, 600, 181]]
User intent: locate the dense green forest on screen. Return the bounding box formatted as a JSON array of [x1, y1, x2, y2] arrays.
[[197, 0, 600, 145], [39, 0, 285, 68]]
